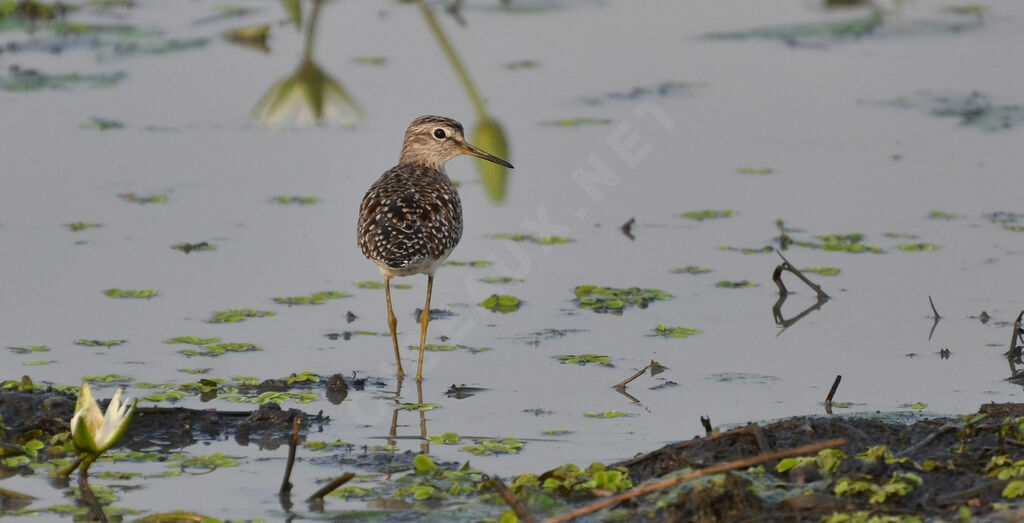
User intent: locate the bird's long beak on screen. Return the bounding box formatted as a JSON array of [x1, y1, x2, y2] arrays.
[[461, 142, 514, 169]]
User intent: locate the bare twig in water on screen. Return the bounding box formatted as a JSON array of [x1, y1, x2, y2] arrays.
[[541, 438, 847, 523], [700, 416, 712, 437], [78, 475, 108, 523], [614, 364, 649, 389], [486, 474, 537, 523], [896, 423, 957, 457], [620, 217, 636, 241], [773, 250, 829, 300], [307, 472, 356, 509], [825, 375, 842, 415], [280, 416, 301, 494], [928, 296, 941, 319], [771, 251, 830, 333]]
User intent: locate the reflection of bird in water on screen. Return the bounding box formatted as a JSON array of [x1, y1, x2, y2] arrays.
[[358, 115, 513, 380]]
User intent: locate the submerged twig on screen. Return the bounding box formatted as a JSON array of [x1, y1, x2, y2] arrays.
[[928, 295, 941, 319], [541, 438, 847, 523], [308, 472, 356, 507], [279, 416, 301, 494], [486, 474, 537, 523], [825, 375, 842, 415]]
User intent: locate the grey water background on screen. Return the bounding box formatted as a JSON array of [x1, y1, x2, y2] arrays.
[[2, 0, 1024, 518]]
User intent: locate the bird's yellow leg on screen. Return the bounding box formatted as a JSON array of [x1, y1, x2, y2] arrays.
[[385, 276, 404, 377], [416, 275, 434, 381]]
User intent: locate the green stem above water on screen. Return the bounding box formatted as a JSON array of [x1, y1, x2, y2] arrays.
[[420, 1, 488, 119]]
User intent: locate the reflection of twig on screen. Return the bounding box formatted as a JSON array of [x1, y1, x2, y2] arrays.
[[700, 416, 712, 436], [620, 217, 636, 240], [824, 375, 841, 415], [420, 1, 488, 119], [541, 438, 847, 523], [486, 474, 537, 523], [1008, 312, 1024, 386], [78, 475, 108, 523], [927, 296, 942, 340], [280, 416, 301, 493], [772, 250, 830, 333]]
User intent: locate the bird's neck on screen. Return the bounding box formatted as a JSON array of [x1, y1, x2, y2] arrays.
[[398, 151, 448, 172]]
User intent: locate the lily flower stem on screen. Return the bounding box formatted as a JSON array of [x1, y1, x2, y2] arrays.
[[419, 1, 488, 120], [78, 473, 109, 523], [54, 454, 85, 478], [302, 0, 324, 64]]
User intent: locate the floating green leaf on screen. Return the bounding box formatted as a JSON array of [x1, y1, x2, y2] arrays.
[[353, 56, 387, 65], [460, 437, 523, 456], [206, 309, 274, 323], [7, 345, 49, 354], [429, 432, 462, 445], [303, 440, 353, 451], [104, 288, 157, 298], [585, 410, 628, 419], [479, 294, 520, 313], [445, 260, 493, 267], [397, 402, 440, 411], [75, 339, 126, 347], [653, 324, 702, 338], [901, 402, 928, 410], [800, 267, 840, 276], [928, 210, 964, 220], [169, 452, 241, 471], [179, 343, 261, 357], [1, 70, 125, 92], [272, 195, 320, 204], [164, 336, 220, 345], [680, 209, 733, 221], [671, 266, 711, 274], [478, 276, 523, 284], [814, 233, 883, 253], [118, 193, 165, 204], [285, 371, 319, 384], [66, 222, 101, 232], [715, 280, 757, 288], [273, 290, 350, 305], [25, 360, 52, 366], [354, 280, 410, 289], [719, 245, 773, 254], [81, 373, 132, 384], [541, 429, 571, 435], [81, 118, 123, 130], [555, 354, 611, 365], [408, 344, 491, 353], [736, 167, 773, 174], [575, 285, 671, 313], [897, 243, 940, 252], [171, 242, 216, 253], [492, 233, 573, 245]]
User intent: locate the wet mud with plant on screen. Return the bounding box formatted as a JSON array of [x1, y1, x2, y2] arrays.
[[3, 0, 1024, 520]]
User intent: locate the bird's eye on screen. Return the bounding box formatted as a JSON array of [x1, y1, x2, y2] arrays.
[[433, 128, 446, 139]]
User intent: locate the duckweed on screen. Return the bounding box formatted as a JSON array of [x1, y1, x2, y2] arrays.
[[104, 288, 157, 298], [575, 285, 671, 313], [681, 209, 733, 221], [65, 221, 101, 231], [273, 290, 350, 305], [715, 280, 757, 288], [671, 265, 711, 274], [555, 354, 611, 365], [492, 233, 573, 244], [652, 324, 702, 338], [272, 195, 320, 204], [75, 339, 126, 347], [206, 308, 275, 323], [479, 294, 520, 313]]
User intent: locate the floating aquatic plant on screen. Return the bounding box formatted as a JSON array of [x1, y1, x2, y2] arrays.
[[273, 290, 350, 305], [355, 280, 410, 289], [585, 410, 628, 419], [478, 276, 523, 284], [897, 243, 940, 252], [555, 354, 611, 365], [206, 309, 274, 323], [671, 266, 711, 274], [681, 209, 734, 221], [429, 432, 462, 445], [575, 285, 671, 313], [75, 339, 126, 347], [66, 222, 101, 232], [57, 382, 137, 477], [353, 56, 386, 65], [652, 324, 702, 338], [164, 336, 219, 345], [81, 374, 132, 384], [719, 245, 772, 254], [179, 343, 261, 357], [7, 345, 50, 353], [479, 294, 520, 313], [928, 210, 964, 220], [736, 167, 773, 174], [1, 69, 125, 92], [444, 260, 493, 267], [104, 288, 157, 298], [117, 192, 165, 204], [408, 343, 491, 353], [171, 242, 216, 253], [800, 267, 841, 276], [304, 440, 353, 451], [81, 118, 123, 130], [396, 402, 440, 411], [460, 437, 523, 456], [491, 233, 573, 244], [272, 195, 320, 205]]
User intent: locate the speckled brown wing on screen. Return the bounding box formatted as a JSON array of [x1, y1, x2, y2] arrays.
[[358, 164, 463, 275]]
